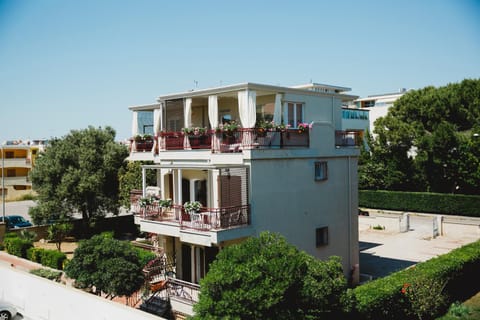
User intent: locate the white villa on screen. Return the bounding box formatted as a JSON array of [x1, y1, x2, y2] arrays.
[[127, 82, 361, 316]]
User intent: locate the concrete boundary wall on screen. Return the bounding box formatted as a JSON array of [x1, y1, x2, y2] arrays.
[[0, 264, 163, 320], [361, 209, 480, 238]]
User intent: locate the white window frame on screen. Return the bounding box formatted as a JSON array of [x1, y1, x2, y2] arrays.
[[284, 102, 304, 128]]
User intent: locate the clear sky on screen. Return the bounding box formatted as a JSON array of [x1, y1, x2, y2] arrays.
[[1, 0, 479, 143]]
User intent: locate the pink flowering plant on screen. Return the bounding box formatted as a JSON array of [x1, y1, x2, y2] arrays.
[[297, 122, 312, 132]]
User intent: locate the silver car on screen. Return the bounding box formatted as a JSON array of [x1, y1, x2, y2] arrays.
[[0, 301, 17, 320]]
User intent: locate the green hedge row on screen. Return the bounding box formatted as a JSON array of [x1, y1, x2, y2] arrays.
[[359, 190, 480, 217], [27, 247, 67, 270], [352, 240, 480, 319], [4, 236, 33, 258]]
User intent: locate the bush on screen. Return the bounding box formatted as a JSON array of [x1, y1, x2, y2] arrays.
[[135, 248, 157, 267], [353, 240, 480, 319], [359, 190, 480, 217], [30, 268, 62, 281], [26, 247, 67, 270], [4, 237, 33, 258]]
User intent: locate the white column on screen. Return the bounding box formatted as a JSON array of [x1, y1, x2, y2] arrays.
[[177, 169, 183, 204], [273, 93, 283, 124], [142, 167, 146, 197]]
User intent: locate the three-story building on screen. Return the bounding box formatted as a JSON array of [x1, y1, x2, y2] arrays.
[[128, 82, 361, 315]]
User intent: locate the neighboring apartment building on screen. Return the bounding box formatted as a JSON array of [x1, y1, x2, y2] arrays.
[[0, 140, 45, 201], [128, 82, 361, 316], [353, 89, 408, 133]]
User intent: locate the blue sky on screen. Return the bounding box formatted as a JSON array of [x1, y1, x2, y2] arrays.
[[1, 0, 479, 142]]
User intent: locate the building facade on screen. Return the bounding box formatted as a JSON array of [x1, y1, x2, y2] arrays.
[[128, 82, 361, 314], [0, 141, 45, 201]]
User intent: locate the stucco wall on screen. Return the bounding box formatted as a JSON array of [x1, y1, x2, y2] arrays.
[[249, 155, 359, 281], [0, 264, 162, 320]]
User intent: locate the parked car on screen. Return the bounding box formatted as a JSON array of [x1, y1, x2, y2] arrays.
[[0, 215, 33, 229], [0, 301, 17, 320]]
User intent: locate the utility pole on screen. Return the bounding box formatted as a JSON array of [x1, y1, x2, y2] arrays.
[[1, 145, 5, 221]]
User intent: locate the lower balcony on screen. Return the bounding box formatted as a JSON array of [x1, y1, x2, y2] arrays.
[[132, 202, 250, 232]]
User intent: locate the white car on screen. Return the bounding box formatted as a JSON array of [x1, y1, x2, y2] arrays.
[[0, 301, 17, 320]]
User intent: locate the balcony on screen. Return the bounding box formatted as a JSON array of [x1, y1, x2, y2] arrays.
[[131, 200, 250, 232], [130, 128, 310, 155], [0, 158, 32, 168], [2, 176, 31, 186], [335, 130, 362, 147]]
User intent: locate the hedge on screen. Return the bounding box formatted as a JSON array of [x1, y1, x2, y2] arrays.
[[359, 190, 480, 217], [4, 236, 33, 258], [352, 240, 480, 319], [27, 247, 67, 270]]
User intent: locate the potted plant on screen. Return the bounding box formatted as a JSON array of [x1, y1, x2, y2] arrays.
[[184, 201, 202, 214], [138, 196, 153, 208], [297, 122, 312, 133], [159, 199, 172, 209], [255, 120, 275, 137]]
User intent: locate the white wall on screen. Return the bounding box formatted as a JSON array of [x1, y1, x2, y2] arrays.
[[249, 154, 359, 282], [0, 265, 163, 320]]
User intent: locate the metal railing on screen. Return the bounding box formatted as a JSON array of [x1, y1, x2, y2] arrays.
[[166, 277, 200, 304], [180, 204, 250, 231], [131, 196, 250, 232]]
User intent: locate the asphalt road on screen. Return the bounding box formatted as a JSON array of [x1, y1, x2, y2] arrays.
[[2, 200, 36, 224]]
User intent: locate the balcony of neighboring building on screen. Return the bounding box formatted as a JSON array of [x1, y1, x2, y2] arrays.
[[0, 157, 32, 169], [1, 167, 31, 187], [131, 166, 254, 247]]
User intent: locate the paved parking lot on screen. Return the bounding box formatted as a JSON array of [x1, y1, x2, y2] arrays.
[[359, 211, 480, 279]]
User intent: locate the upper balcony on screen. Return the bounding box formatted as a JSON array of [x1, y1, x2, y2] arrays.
[[129, 127, 361, 157], [128, 83, 360, 161]]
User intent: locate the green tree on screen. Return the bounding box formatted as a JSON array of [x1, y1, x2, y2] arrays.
[[118, 161, 156, 209], [362, 79, 480, 194], [193, 232, 348, 320], [47, 222, 73, 251], [65, 233, 145, 299], [30, 126, 129, 225]]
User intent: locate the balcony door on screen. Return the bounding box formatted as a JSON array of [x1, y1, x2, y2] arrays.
[[182, 178, 207, 206]]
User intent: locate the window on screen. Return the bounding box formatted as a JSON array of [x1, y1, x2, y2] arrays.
[[314, 161, 328, 181], [137, 111, 154, 135], [286, 102, 304, 128], [256, 103, 274, 123], [316, 227, 329, 247]]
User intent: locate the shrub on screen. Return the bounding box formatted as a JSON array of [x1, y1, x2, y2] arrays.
[[26, 247, 67, 270], [41, 249, 67, 270], [359, 190, 480, 217], [4, 237, 33, 258], [30, 268, 62, 281], [135, 248, 157, 267]]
